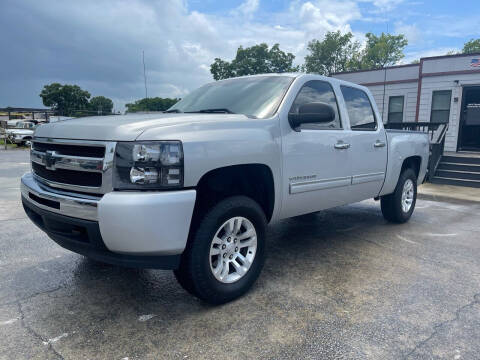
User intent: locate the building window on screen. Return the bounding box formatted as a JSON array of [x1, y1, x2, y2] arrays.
[[388, 96, 404, 123], [431, 90, 452, 123], [340, 86, 377, 130]]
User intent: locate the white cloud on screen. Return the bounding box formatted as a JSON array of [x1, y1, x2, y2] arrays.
[[395, 23, 421, 45], [298, 0, 361, 35], [232, 0, 260, 17], [371, 0, 404, 11], [2, 0, 366, 111], [1, 0, 463, 112], [402, 47, 459, 64], [359, 0, 405, 13]]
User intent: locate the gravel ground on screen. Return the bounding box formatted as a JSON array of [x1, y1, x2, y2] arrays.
[[1, 149, 479, 360]]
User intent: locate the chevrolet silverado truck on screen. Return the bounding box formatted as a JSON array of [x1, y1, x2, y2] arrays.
[[21, 74, 429, 304]]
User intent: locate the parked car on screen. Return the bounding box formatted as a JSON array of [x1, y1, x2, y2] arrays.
[[20, 74, 429, 304], [6, 121, 37, 146]]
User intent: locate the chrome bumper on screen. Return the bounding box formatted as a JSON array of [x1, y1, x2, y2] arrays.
[[22, 172, 197, 255], [21, 172, 98, 221]]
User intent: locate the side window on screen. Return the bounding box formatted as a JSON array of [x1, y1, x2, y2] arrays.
[[388, 96, 404, 123], [431, 90, 452, 123], [341, 86, 378, 130], [289, 80, 342, 130]]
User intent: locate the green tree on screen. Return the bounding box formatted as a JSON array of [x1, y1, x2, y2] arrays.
[[39, 83, 91, 116], [361, 32, 408, 69], [89, 96, 114, 115], [462, 38, 480, 54], [210, 59, 235, 81], [303, 31, 362, 75], [125, 97, 180, 113], [210, 43, 299, 80]]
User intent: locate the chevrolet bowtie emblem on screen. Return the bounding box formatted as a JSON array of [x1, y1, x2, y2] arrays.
[[44, 150, 57, 170]]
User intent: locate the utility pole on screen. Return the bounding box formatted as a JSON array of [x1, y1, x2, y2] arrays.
[[382, 10, 389, 123], [143, 50, 148, 99]]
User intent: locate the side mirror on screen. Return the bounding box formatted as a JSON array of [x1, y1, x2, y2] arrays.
[[288, 102, 335, 131]]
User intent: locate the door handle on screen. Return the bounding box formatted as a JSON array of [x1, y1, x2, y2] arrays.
[[374, 140, 386, 148], [334, 142, 351, 150]]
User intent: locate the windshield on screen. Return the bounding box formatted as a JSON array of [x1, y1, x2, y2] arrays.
[[168, 76, 294, 119]]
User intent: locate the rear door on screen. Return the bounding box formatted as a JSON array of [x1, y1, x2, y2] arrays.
[[280, 79, 353, 218], [340, 86, 387, 202]]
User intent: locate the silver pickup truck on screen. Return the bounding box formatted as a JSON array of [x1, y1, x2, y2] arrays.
[[21, 74, 429, 304]]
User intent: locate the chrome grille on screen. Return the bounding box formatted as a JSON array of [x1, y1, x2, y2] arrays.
[[31, 138, 116, 195]]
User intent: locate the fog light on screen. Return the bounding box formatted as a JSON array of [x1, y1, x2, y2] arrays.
[[130, 167, 159, 184]]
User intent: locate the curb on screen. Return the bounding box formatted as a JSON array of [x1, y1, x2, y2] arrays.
[[417, 192, 480, 206]]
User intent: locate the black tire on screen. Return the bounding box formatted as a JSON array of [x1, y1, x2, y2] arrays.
[[381, 168, 417, 223], [174, 196, 266, 304]]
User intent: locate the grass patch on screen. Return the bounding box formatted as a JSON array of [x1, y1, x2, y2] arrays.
[[0, 138, 18, 149]]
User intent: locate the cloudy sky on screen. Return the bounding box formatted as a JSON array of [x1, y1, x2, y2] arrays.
[[1, 0, 479, 111]]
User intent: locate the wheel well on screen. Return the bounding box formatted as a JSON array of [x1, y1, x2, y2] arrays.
[[401, 156, 421, 179], [193, 164, 275, 222]]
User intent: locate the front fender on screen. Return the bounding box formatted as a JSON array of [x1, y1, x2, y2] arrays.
[[137, 117, 284, 221]]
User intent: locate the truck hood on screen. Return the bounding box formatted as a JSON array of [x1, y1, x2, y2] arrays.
[[34, 113, 251, 141]]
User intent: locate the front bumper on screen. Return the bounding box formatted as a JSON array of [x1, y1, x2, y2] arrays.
[[21, 173, 196, 269]]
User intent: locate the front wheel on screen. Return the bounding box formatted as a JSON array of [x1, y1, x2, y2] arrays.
[[381, 168, 417, 223], [174, 196, 266, 304]]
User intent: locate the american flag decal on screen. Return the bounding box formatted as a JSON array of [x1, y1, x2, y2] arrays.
[[472, 59, 480, 67]]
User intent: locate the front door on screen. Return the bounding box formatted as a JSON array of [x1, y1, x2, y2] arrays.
[[458, 86, 480, 152], [281, 80, 352, 219]]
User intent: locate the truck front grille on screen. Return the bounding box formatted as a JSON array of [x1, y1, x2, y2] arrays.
[[31, 138, 116, 195], [32, 142, 105, 158], [32, 162, 102, 187]]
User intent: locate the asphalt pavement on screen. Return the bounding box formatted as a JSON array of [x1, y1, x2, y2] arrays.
[[1, 148, 479, 360]]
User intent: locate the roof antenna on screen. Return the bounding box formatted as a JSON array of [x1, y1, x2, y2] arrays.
[[143, 50, 148, 99]]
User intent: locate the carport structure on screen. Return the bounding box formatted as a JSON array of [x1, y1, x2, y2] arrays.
[[0, 107, 54, 123]]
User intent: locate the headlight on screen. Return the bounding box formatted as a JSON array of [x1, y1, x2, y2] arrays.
[[113, 141, 184, 190]]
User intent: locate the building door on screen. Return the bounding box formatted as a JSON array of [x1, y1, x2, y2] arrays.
[[458, 86, 480, 152]]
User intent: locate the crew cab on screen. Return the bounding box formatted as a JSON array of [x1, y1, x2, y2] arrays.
[[21, 74, 429, 304]]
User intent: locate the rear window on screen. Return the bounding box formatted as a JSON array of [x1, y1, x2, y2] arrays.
[[341, 86, 377, 130]]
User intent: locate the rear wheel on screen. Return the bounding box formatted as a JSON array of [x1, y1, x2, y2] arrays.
[[381, 168, 417, 223], [174, 196, 266, 304]]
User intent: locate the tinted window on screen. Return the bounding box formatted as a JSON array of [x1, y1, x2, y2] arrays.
[[431, 90, 451, 123], [341, 86, 377, 130], [169, 76, 294, 119], [289, 81, 341, 130], [388, 96, 404, 123]]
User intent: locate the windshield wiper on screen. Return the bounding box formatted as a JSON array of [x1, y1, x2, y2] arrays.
[[185, 108, 235, 114], [164, 109, 182, 113]]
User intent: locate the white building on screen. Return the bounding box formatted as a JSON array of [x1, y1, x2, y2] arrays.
[[333, 52, 480, 153]]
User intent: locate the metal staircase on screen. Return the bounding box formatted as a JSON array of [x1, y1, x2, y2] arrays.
[[431, 153, 480, 188]]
